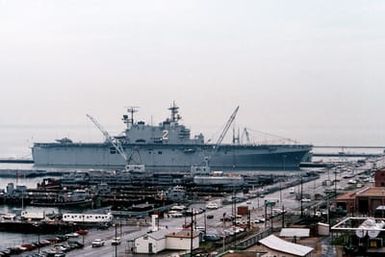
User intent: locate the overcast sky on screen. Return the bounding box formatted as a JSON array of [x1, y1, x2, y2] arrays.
[[1, 0, 385, 146]]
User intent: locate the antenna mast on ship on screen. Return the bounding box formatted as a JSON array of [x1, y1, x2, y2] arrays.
[[123, 106, 139, 129], [168, 101, 181, 123]]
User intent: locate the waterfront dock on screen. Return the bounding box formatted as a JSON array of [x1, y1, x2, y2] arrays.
[[0, 159, 33, 164]]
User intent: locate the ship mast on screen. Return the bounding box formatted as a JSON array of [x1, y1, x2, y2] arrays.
[[122, 106, 139, 129], [168, 101, 181, 123]]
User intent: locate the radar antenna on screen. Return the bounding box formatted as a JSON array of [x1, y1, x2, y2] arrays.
[[122, 106, 139, 129], [168, 101, 181, 122]]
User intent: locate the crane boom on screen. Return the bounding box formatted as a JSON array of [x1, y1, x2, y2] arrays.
[[213, 106, 239, 152], [242, 128, 251, 144], [86, 114, 128, 163]]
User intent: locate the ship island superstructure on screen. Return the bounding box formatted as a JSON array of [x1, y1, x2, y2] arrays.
[[32, 103, 312, 171]]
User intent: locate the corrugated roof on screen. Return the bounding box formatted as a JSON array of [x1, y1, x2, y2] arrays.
[[259, 235, 313, 257], [280, 228, 310, 238]]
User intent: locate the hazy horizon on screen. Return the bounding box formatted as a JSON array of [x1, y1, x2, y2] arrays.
[[1, 0, 385, 152]]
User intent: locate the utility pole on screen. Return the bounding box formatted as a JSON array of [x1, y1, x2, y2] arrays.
[[233, 189, 237, 249], [281, 155, 286, 205], [190, 209, 194, 257], [327, 197, 330, 228], [282, 205, 285, 228], [270, 205, 273, 230], [334, 171, 337, 197], [279, 180, 282, 206], [300, 175, 304, 217], [222, 212, 226, 252], [114, 223, 118, 257], [264, 201, 267, 228], [203, 209, 207, 235]]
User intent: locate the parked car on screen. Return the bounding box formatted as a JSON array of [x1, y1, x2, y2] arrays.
[[91, 239, 105, 248], [64, 232, 79, 238], [67, 241, 84, 249], [206, 202, 219, 209], [111, 237, 121, 245], [204, 233, 221, 241], [75, 229, 88, 236], [206, 214, 214, 219]]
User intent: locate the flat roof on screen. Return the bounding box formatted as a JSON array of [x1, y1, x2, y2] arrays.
[[280, 228, 310, 238], [166, 229, 200, 238], [332, 217, 385, 231], [259, 235, 313, 257]]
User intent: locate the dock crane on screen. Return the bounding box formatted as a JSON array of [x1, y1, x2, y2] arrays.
[[86, 114, 144, 172], [86, 114, 128, 163], [241, 128, 251, 144], [213, 106, 239, 153], [194, 106, 239, 173]]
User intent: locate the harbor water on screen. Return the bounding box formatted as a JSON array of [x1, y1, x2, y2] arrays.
[[0, 167, 60, 248]]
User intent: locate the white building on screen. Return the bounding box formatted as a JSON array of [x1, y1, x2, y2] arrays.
[[133, 229, 200, 254], [259, 235, 313, 257], [135, 230, 170, 254], [166, 230, 200, 250], [62, 212, 113, 223]]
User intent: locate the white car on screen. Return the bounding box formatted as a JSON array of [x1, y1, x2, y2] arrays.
[[92, 239, 105, 247], [65, 232, 79, 238], [111, 237, 121, 245], [206, 202, 219, 209], [168, 211, 183, 218]]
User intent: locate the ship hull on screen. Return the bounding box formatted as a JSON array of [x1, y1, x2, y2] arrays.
[[32, 143, 312, 171]]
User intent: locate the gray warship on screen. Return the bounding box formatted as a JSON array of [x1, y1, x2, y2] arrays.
[[32, 103, 312, 171]]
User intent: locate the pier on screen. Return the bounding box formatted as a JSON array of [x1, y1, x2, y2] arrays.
[[0, 159, 33, 164], [314, 145, 385, 149], [312, 153, 383, 158]]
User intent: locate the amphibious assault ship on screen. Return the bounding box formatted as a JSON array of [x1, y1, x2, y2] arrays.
[[32, 103, 312, 171]]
